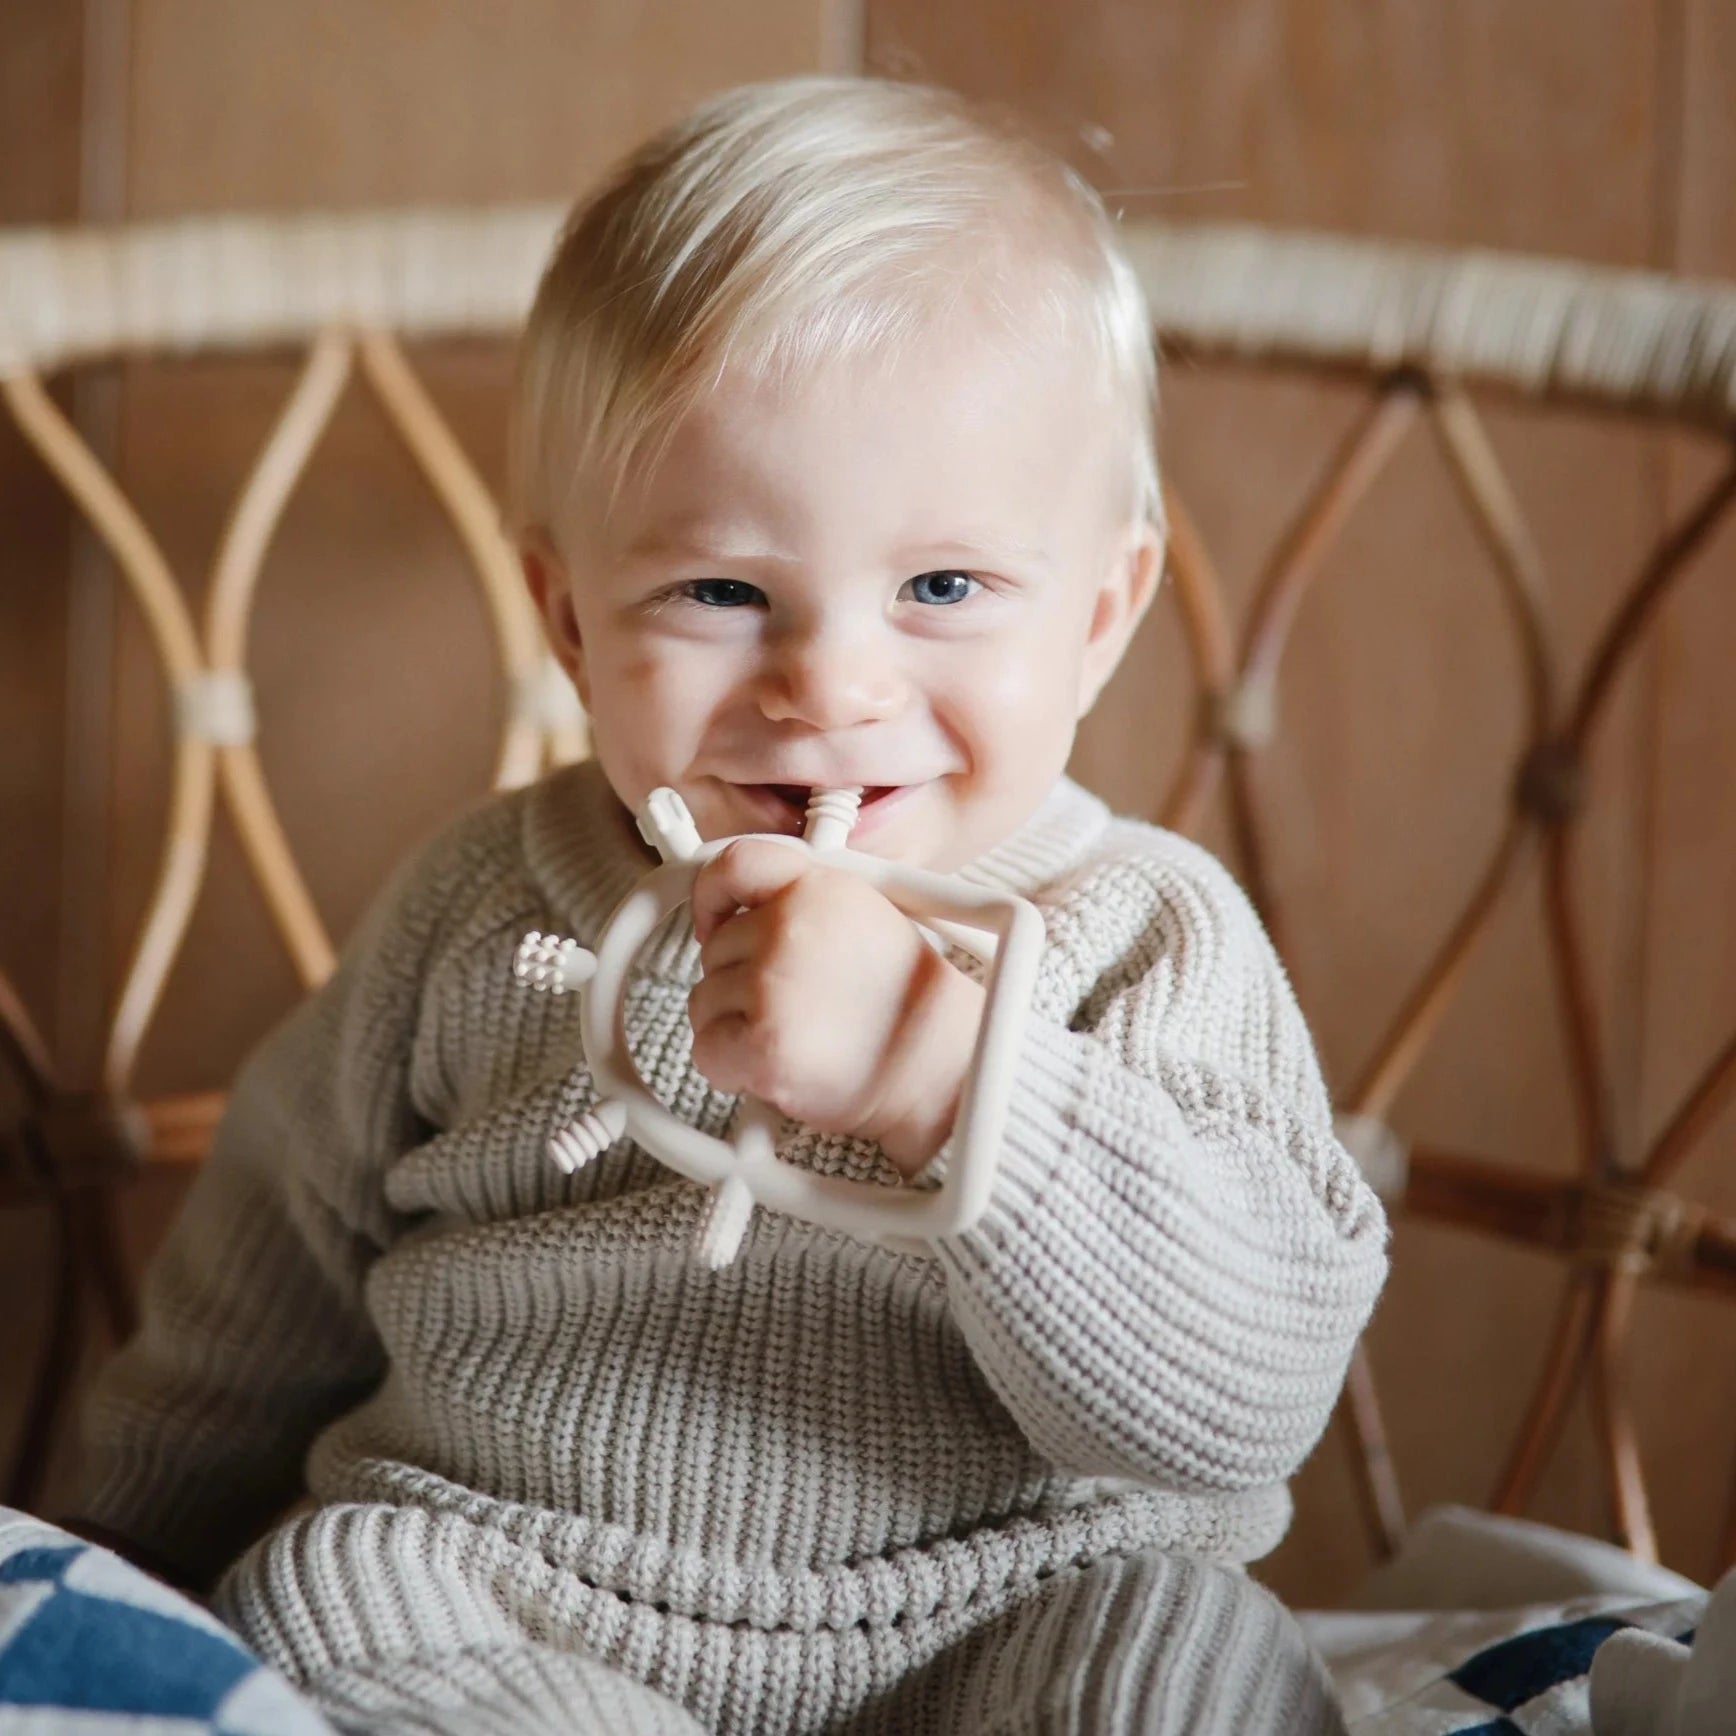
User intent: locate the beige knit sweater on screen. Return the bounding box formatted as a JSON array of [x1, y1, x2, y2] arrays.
[[77, 759, 1387, 1630]]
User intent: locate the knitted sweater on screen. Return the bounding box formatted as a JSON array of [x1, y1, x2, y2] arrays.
[[76, 759, 1388, 1627]]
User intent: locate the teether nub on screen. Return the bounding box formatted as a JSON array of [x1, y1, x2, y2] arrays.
[[515, 931, 597, 995], [802, 786, 862, 851], [548, 1097, 629, 1174], [638, 787, 705, 862], [698, 1174, 755, 1269]]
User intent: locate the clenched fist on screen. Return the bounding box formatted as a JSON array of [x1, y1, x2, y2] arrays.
[[687, 839, 987, 1178]]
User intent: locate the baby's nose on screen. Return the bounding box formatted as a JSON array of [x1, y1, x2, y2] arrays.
[[756, 631, 907, 729]]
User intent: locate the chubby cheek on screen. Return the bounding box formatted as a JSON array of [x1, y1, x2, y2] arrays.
[[986, 637, 1070, 714], [962, 633, 1079, 774], [586, 640, 728, 791]]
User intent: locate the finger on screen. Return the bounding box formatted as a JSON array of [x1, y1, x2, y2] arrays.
[[688, 966, 776, 1095], [696, 899, 769, 975], [689, 838, 808, 945], [689, 1009, 752, 1094], [687, 960, 759, 1036]]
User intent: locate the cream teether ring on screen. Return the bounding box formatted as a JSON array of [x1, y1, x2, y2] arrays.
[[514, 786, 1045, 1270]]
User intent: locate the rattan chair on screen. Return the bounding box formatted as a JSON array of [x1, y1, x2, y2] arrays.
[[3, 209, 1734, 1570]]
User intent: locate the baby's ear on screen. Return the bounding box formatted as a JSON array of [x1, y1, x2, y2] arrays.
[[520, 531, 592, 711], [1075, 523, 1164, 720]]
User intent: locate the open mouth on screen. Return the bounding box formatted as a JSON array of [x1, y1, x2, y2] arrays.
[[762, 784, 896, 811], [736, 782, 911, 833]]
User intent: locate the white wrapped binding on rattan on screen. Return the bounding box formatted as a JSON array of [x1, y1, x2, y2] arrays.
[[0, 206, 566, 375], [175, 671, 258, 746], [1122, 223, 1736, 429], [515, 785, 1046, 1271], [8, 212, 1736, 429], [1212, 675, 1279, 752], [1334, 1112, 1410, 1203], [511, 654, 587, 735]]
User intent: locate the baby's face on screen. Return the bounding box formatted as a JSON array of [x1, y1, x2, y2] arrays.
[[526, 314, 1159, 873]]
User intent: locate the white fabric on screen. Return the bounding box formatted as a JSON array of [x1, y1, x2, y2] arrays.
[[1590, 1565, 1736, 1736], [1296, 1506, 1709, 1731], [1351, 1506, 1703, 1613]]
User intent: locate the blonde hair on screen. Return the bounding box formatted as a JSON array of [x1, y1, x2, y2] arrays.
[[509, 76, 1161, 539]]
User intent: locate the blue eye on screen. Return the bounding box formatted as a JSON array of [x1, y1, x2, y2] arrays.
[[684, 579, 763, 608], [907, 570, 978, 605], [672, 572, 979, 609]]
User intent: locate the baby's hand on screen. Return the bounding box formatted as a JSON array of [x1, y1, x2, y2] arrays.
[[687, 840, 986, 1178]]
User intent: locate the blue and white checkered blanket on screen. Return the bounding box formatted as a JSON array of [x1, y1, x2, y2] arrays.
[[1329, 1593, 1706, 1735], [0, 1511, 332, 1735], [1393, 1612, 1698, 1734]]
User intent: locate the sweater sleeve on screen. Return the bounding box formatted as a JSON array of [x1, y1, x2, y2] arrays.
[[932, 841, 1389, 1495], [69, 838, 459, 1592]]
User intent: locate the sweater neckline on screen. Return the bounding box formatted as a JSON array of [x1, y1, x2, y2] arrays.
[[522, 758, 1113, 977]]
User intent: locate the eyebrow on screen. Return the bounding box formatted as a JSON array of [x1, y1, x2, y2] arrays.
[[621, 529, 803, 567], [902, 537, 1054, 574], [618, 528, 1053, 574]]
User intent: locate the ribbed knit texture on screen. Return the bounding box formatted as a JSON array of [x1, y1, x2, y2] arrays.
[[75, 759, 1386, 1733]]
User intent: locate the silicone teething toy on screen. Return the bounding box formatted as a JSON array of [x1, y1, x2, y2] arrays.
[[514, 786, 1045, 1269]]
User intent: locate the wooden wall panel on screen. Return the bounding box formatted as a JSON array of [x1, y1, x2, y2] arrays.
[[865, 0, 1676, 1604], [0, 7, 85, 214], [126, 0, 834, 215], [868, 1, 1660, 257]]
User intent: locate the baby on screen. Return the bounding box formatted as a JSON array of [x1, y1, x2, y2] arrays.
[[71, 77, 1388, 1735]]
